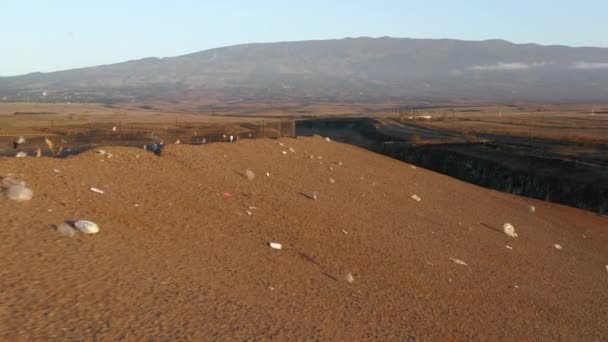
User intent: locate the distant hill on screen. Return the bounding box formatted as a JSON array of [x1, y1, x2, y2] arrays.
[[2, 37, 608, 103]]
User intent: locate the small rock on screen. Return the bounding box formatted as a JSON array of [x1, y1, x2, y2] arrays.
[[74, 220, 99, 234], [410, 165, 417, 169], [278, 142, 284, 147], [309, 155, 315, 159], [90, 187, 104, 194], [450, 257, 468, 266], [554, 244, 563, 250], [528, 205, 536, 213], [345, 273, 355, 283], [266, 172, 270, 177], [96, 149, 106, 155], [325, 137, 331, 142], [56, 223, 76, 238], [505, 245, 513, 250], [282, 151, 287, 155], [411, 194, 421, 202], [245, 210, 253, 216], [175, 139, 181, 144], [15, 151, 27, 158], [288, 147, 295, 153], [329, 178, 336, 184], [503, 223, 518, 238], [312, 191, 317, 200], [337, 161, 343, 166], [342, 229, 349, 234], [244, 169, 255, 181], [1, 174, 24, 188], [269, 242, 282, 250], [5, 185, 33, 201]]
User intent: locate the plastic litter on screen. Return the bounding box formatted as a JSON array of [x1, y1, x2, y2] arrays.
[[269, 242, 282, 250], [450, 257, 468, 266], [528, 205, 536, 213], [554, 244, 563, 250], [325, 137, 331, 142], [15, 151, 27, 158], [411, 194, 421, 202], [56, 223, 76, 237], [74, 220, 99, 234], [245, 169, 255, 181], [5, 184, 33, 202], [503, 223, 518, 238], [329, 178, 336, 184], [90, 187, 104, 194], [345, 273, 355, 283]]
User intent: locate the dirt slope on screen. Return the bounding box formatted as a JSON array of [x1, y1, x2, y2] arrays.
[[1, 136, 607, 340]]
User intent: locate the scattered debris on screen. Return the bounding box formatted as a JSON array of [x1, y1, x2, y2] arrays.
[[503, 223, 518, 238], [342, 229, 349, 234], [175, 139, 181, 144], [329, 178, 336, 184], [605, 265, 608, 273], [90, 187, 105, 194], [266, 172, 270, 177], [56, 223, 76, 238], [337, 161, 343, 166], [244, 169, 256, 181], [528, 205, 536, 214], [312, 191, 318, 200], [16, 136, 26, 146], [96, 149, 107, 155], [554, 244, 563, 250], [278, 142, 285, 147], [345, 273, 355, 283], [245, 210, 253, 216], [288, 147, 295, 153], [317, 156, 323, 160], [74, 220, 99, 234], [282, 151, 287, 155], [134, 204, 139, 207], [269, 242, 282, 250], [325, 137, 331, 142], [450, 257, 468, 266], [410, 165, 417, 169], [112, 125, 117, 132], [505, 245, 513, 250], [230, 135, 234, 143], [15, 151, 27, 158], [222, 192, 233, 197], [411, 194, 421, 202]]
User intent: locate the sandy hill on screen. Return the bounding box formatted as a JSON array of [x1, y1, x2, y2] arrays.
[[1, 136, 607, 340]]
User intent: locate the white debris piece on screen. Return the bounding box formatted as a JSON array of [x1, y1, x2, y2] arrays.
[[288, 147, 295, 153], [528, 205, 536, 213], [1, 174, 24, 188], [505, 245, 513, 250], [96, 149, 106, 155], [35, 148, 42, 157], [245, 169, 256, 181], [329, 178, 336, 184], [269, 242, 282, 250], [282, 151, 287, 155], [450, 257, 468, 266], [605, 265, 608, 273], [325, 137, 331, 142], [503, 223, 518, 238], [337, 161, 343, 166], [90, 187, 105, 194], [15, 151, 27, 158], [554, 244, 563, 250], [5, 185, 34, 201], [266, 172, 270, 177], [57, 223, 76, 237], [16, 136, 26, 145], [345, 273, 355, 283], [411, 194, 421, 202], [278, 142, 284, 147], [74, 220, 99, 234], [53, 169, 61, 174], [312, 191, 317, 200], [230, 135, 234, 143], [112, 126, 117, 132], [245, 210, 253, 216]]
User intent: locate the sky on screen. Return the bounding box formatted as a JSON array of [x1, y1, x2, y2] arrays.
[[1, 0, 607, 76]]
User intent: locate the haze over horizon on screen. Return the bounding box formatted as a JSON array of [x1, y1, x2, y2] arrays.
[[2, 0, 608, 76]]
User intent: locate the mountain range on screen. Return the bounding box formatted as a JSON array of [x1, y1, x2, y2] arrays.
[[2, 37, 608, 103]]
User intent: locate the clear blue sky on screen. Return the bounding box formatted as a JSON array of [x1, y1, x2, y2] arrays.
[[1, 0, 607, 76]]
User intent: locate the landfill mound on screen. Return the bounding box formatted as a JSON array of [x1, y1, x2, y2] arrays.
[[1, 136, 607, 340]]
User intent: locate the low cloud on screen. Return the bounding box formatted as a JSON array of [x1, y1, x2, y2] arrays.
[[570, 62, 608, 70], [467, 62, 546, 71]]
